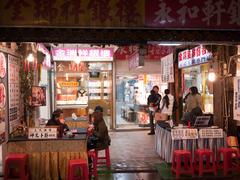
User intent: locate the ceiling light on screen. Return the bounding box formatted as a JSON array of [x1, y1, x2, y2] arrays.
[[158, 43, 181, 46]]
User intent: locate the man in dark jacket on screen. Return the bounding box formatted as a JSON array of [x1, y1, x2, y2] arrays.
[[147, 86, 161, 135]]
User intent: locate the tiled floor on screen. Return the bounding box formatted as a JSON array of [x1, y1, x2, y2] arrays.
[[107, 130, 162, 171]]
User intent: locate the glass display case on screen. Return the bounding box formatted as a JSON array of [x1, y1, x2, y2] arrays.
[[54, 61, 113, 127], [55, 62, 89, 109]]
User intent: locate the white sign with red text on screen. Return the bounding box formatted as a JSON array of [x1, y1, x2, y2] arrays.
[[178, 45, 212, 68], [234, 77, 240, 121]]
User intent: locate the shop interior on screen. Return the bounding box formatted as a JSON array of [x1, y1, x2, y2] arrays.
[[116, 73, 167, 129]]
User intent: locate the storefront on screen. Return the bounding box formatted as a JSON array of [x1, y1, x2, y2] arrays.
[[179, 45, 214, 114], [51, 46, 114, 128], [114, 46, 172, 128]]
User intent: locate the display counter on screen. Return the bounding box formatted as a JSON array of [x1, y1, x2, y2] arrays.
[[155, 122, 225, 163], [3, 134, 87, 180]]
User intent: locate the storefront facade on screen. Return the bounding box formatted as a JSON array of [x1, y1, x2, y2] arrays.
[[179, 45, 214, 114]]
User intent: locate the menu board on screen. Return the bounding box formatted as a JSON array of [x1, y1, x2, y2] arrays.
[[171, 128, 198, 140], [199, 128, 223, 139], [8, 55, 20, 133], [28, 128, 57, 139], [161, 53, 174, 83], [0, 52, 7, 143]]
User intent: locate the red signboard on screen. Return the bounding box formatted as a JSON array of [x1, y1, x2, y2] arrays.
[[178, 45, 212, 68], [114, 44, 173, 60], [145, 0, 240, 29]]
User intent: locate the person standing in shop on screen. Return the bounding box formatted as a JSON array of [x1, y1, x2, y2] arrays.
[[159, 89, 174, 120], [183, 86, 203, 125], [147, 86, 161, 135]]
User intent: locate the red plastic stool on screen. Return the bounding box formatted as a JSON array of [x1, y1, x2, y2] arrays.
[[95, 146, 111, 169], [194, 149, 217, 176], [171, 150, 194, 179], [88, 151, 98, 178], [217, 148, 240, 176], [4, 153, 29, 180], [68, 159, 89, 180]]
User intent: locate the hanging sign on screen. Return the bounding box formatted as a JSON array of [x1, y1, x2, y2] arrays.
[[161, 53, 174, 83], [129, 52, 144, 70], [37, 43, 51, 69], [178, 45, 212, 68], [233, 76, 240, 121], [58, 81, 79, 87], [52, 48, 114, 61], [28, 127, 57, 139], [0, 52, 6, 78], [171, 128, 198, 140]]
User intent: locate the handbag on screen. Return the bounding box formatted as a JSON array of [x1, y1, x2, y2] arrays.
[[87, 135, 99, 149]]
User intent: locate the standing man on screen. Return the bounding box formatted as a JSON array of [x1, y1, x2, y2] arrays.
[[147, 86, 161, 135]]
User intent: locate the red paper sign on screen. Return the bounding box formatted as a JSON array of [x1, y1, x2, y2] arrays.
[[145, 0, 240, 29], [114, 45, 173, 60]]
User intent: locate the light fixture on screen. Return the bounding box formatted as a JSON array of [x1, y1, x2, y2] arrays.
[[74, 44, 81, 64], [208, 66, 216, 82], [27, 53, 34, 62], [158, 43, 181, 46]]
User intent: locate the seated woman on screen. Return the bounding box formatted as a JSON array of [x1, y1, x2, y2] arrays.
[[46, 109, 69, 133], [87, 106, 111, 150]]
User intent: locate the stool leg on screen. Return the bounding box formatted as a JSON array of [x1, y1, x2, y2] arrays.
[[93, 153, 98, 178], [176, 156, 181, 179], [206, 154, 211, 169], [184, 156, 188, 170], [223, 152, 228, 176], [199, 155, 203, 177], [105, 148, 111, 169], [189, 156, 194, 177], [212, 153, 217, 176]]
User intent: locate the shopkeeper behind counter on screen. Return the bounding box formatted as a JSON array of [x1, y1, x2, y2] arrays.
[[46, 109, 69, 133]]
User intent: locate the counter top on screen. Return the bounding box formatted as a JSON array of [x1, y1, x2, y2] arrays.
[[65, 117, 88, 121], [8, 134, 87, 142]]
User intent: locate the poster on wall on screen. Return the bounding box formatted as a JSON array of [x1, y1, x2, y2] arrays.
[[8, 54, 20, 133], [161, 53, 174, 83], [234, 77, 240, 121], [0, 52, 7, 143]]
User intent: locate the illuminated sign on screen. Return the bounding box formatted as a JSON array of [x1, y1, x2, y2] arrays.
[[58, 81, 79, 87], [52, 48, 114, 61], [178, 45, 212, 68]]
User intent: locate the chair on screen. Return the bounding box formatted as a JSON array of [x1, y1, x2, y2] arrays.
[[217, 147, 240, 176], [4, 153, 29, 180], [194, 149, 217, 176], [88, 151, 98, 179], [67, 159, 89, 180], [95, 146, 111, 169], [171, 150, 194, 179]]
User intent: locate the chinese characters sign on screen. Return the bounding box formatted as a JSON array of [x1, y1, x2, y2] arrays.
[[234, 77, 240, 121], [0, 0, 240, 29], [59, 81, 79, 87], [115, 45, 173, 60], [178, 45, 212, 68], [129, 52, 144, 70], [146, 0, 240, 29], [0, 0, 144, 27], [52, 48, 114, 61], [161, 53, 174, 83], [28, 127, 57, 139], [8, 55, 20, 134], [199, 128, 223, 139], [171, 128, 198, 140]]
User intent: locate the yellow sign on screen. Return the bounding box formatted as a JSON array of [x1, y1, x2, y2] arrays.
[[0, 0, 144, 27], [59, 81, 79, 87]]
